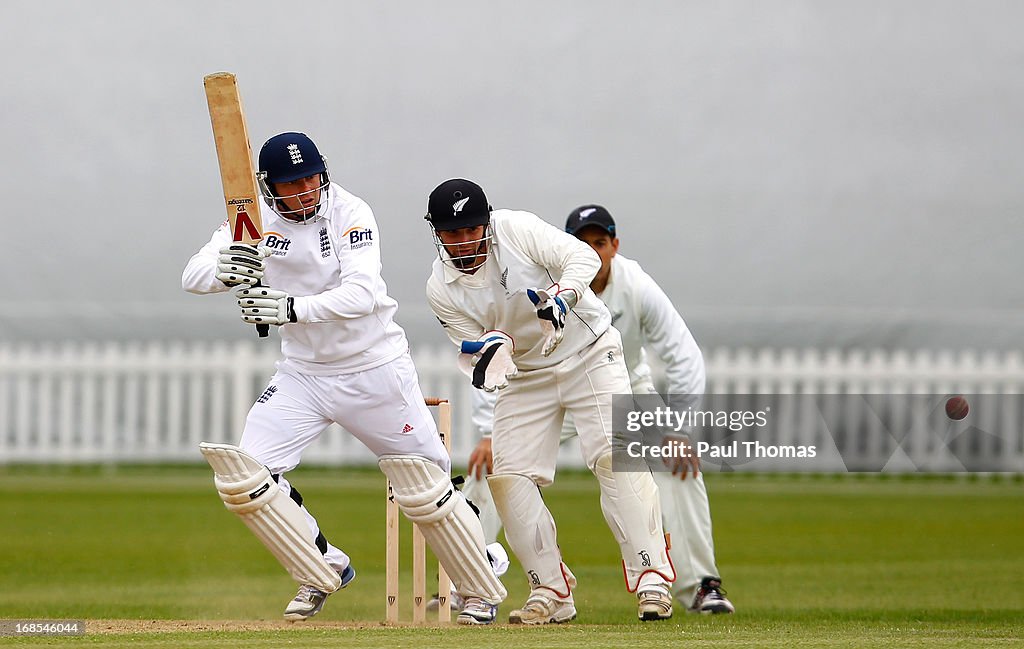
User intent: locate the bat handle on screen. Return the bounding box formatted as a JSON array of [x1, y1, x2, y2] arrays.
[[252, 278, 270, 338]]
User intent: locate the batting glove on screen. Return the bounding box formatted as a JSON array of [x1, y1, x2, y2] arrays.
[[217, 244, 270, 287], [235, 286, 296, 326], [458, 332, 518, 391], [526, 287, 568, 356]]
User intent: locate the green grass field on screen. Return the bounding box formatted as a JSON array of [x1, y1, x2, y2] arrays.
[[1, 466, 1021, 647]]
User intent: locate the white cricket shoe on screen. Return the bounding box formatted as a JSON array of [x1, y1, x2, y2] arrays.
[[638, 588, 673, 620], [283, 564, 356, 621], [456, 597, 498, 625], [508, 594, 577, 625]]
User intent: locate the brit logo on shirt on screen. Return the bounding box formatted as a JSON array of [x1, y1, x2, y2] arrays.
[[319, 227, 331, 257], [343, 226, 374, 250], [257, 385, 278, 404], [263, 232, 291, 256]]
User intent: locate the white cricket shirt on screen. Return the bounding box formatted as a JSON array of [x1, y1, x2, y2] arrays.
[[469, 252, 706, 437], [426, 210, 611, 371], [598, 253, 705, 396], [182, 183, 408, 374]]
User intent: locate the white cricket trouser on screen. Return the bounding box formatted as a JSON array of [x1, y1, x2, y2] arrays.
[[238, 351, 448, 572], [461, 473, 503, 546], [491, 329, 629, 481], [653, 470, 719, 604], [488, 328, 672, 595], [463, 376, 722, 604]]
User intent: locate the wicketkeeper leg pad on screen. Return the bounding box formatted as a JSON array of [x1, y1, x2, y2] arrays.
[[593, 452, 676, 592], [487, 473, 577, 599], [378, 454, 507, 604], [199, 442, 342, 593]]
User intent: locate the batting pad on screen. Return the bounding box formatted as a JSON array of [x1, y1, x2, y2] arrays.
[[379, 455, 507, 604], [593, 452, 676, 592], [199, 442, 342, 593], [487, 473, 577, 599]]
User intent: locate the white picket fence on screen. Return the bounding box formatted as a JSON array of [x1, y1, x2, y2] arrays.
[[1, 342, 1022, 469], [701, 348, 1024, 472]]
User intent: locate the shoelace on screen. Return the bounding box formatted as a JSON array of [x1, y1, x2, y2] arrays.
[[524, 596, 564, 613], [706, 582, 727, 596], [641, 593, 671, 610], [523, 597, 548, 612], [639, 584, 671, 598], [295, 585, 323, 602], [702, 586, 727, 601]]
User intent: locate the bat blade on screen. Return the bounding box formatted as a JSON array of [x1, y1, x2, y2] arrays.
[[203, 72, 269, 337]]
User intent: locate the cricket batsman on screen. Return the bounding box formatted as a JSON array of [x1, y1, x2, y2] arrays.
[[183, 134, 505, 624]]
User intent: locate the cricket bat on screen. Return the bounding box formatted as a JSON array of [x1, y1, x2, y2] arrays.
[[203, 71, 269, 338]]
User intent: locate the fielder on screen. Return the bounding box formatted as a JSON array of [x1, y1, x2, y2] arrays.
[[425, 179, 676, 623], [459, 205, 734, 614], [182, 133, 506, 624]]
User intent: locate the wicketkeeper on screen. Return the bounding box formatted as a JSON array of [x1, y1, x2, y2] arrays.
[[459, 205, 735, 614], [424, 178, 676, 624]]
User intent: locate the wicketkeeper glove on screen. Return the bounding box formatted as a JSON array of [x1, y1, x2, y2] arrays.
[[217, 244, 270, 287], [526, 287, 569, 357], [458, 332, 518, 392], [235, 286, 297, 326]]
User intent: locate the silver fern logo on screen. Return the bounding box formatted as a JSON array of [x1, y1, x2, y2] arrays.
[[452, 197, 470, 214]]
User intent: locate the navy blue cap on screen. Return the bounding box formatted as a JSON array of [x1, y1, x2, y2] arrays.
[[426, 179, 492, 230], [565, 204, 615, 236]]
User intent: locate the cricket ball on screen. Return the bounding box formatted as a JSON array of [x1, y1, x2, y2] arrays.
[[945, 396, 969, 421]]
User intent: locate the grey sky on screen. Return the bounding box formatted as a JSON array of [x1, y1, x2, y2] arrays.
[[2, 1, 1021, 351]]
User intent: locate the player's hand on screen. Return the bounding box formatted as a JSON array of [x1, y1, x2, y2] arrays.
[[235, 286, 296, 326], [217, 244, 270, 287], [459, 332, 518, 391], [526, 288, 568, 356], [467, 438, 493, 480], [663, 434, 700, 480]]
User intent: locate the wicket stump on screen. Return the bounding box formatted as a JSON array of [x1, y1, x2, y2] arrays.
[[385, 397, 452, 624]]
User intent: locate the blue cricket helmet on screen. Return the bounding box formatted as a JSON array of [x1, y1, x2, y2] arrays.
[[258, 132, 327, 183], [256, 132, 331, 221]]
